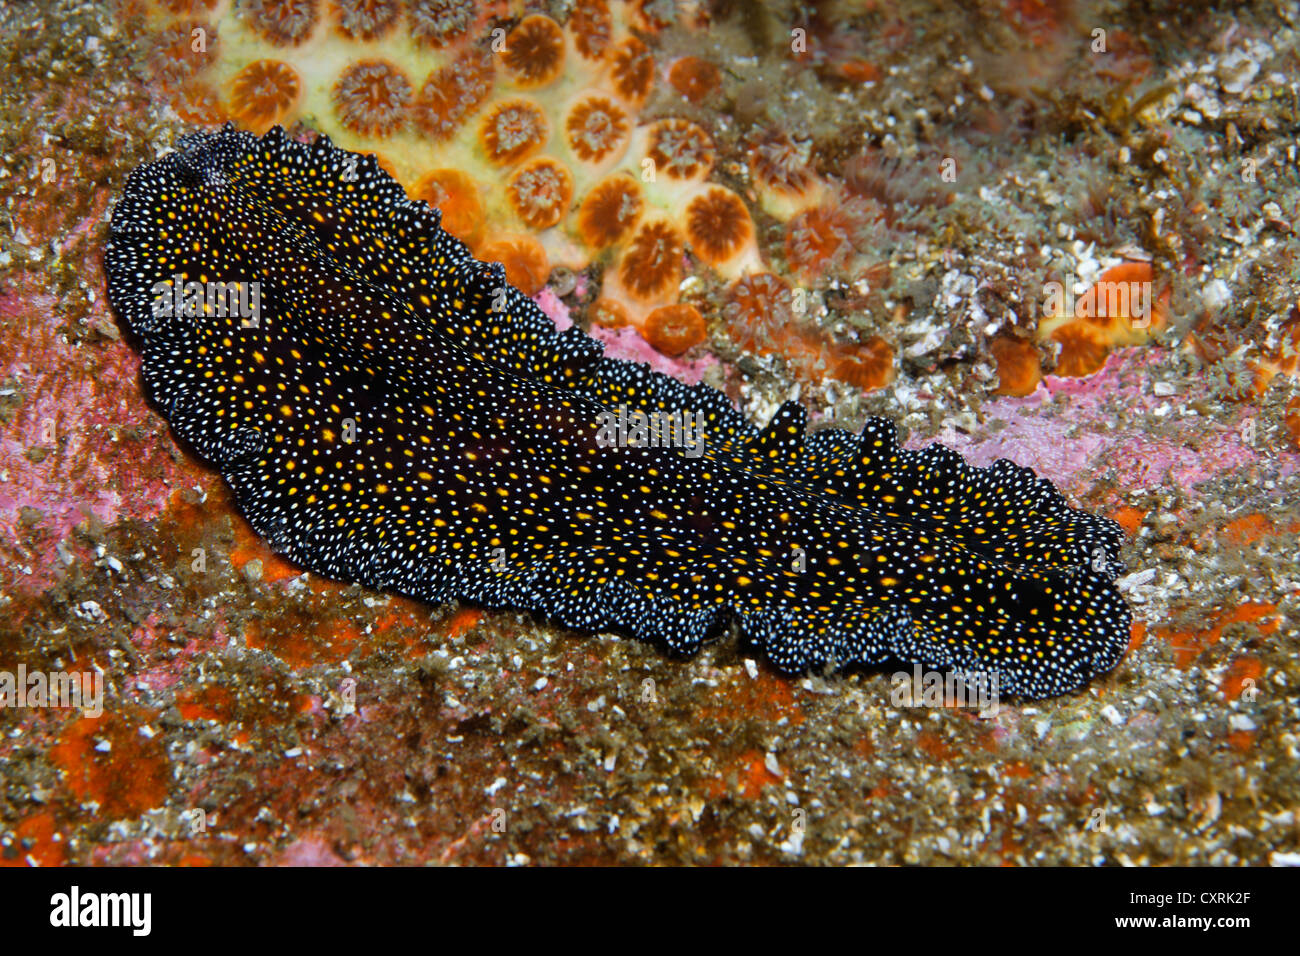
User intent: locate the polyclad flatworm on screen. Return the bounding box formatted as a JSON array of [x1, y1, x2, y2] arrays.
[[105, 126, 1132, 699]]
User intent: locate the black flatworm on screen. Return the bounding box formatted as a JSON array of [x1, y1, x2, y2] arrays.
[[105, 126, 1131, 699]]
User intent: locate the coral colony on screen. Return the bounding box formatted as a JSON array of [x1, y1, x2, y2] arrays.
[[144, 0, 763, 352]]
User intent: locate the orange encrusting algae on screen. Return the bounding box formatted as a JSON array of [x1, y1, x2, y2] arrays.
[[243, 599, 366, 670], [1153, 601, 1279, 670], [1221, 513, 1273, 545], [50, 712, 172, 820], [0, 813, 66, 867], [1108, 505, 1148, 537], [1286, 396, 1300, 450], [1221, 655, 1263, 701]]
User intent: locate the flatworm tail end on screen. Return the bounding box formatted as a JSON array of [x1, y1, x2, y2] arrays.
[[105, 126, 1133, 700]]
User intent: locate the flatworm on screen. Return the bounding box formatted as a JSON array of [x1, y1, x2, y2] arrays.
[[105, 126, 1131, 699]]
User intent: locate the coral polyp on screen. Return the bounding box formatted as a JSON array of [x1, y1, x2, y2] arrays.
[[507, 157, 574, 229], [618, 219, 684, 301], [785, 203, 863, 277], [410, 168, 484, 245], [148, 21, 214, 92], [477, 234, 550, 295], [667, 56, 720, 103], [646, 119, 713, 180], [503, 14, 566, 88], [684, 186, 754, 268], [565, 95, 629, 164], [750, 131, 823, 218], [408, 0, 478, 48], [229, 59, 301, 133], [331, 0, 401, 40], [414, 49, 494, 141], [569, 0, 614, 60], [480, 99, 548, 165], [609, 35, 654, 104], [333, 60, 413, 137], [1050, 326, 1112, 378], [590, 297, 631, 328], [1038, 261, 1168, 377], [577, 174, 643, 249], [173, 81, 226, 125], [725, 272, 794, 353], [644, 303, 707, 356], [835, 336, 895, 391], [722, 273, 895, 391], [990, 336, 1043, 396], [241, 0, 320, 46], [752, 134, 809, 191]]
